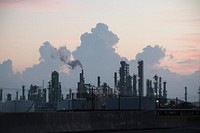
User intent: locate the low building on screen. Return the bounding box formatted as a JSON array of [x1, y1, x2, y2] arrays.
[[0, 100, 35, 112]]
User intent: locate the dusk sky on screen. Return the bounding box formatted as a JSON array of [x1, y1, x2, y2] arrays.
[[0, 0, 200, 74], [0, 0, 200, 101]]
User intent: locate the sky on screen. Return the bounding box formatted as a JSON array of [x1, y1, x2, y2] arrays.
[[0, 0, 200, 101]]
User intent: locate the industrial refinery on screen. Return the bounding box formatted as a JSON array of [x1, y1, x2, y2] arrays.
[[0, 60, 198, 112], [0, 60, 200, 133]]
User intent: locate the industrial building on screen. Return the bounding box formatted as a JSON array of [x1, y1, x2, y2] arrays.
[[0, 100, 34, 112], [118, 61, 132, 96], [77, 69, 87, 98], [0, 86, 35, 112], [48, 71, 62, 102], [0, 60, 174, 112], [28, 85, 46, 110]]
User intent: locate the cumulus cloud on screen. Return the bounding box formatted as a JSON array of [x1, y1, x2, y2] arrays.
[[39, 42, 59, 62], [129, 45, 199, 100], [17, 41, 82, 89], [0, 23, 199, 101], [135, 45, 166, 65], [0, 59, 13, 78], [129, 45, 166, 79], [0, 60, 22, 98], [0, 59, 22, 87], [73, 23, 122, 85]]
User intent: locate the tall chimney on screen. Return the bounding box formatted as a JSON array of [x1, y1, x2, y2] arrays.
[[154, 75, 158, 98], [22, 85, 25, 100], [185, 86, 187, 102], [16, 91, 18, 101], [69, 88, 72, 99], [163, 81, 167, 99], [138, 60, 144, 97], [97, 76, 101, 87], [80, 69, 84, 83], [133, 74, 137, 96], [138, 60, 144, 110], [0, 89, 2, 101], [159, 77, 162, 98], [146, 79, 150, 97], [114, 72, 117, 87]]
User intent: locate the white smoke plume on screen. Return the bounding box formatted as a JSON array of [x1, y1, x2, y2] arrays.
[[41, 43, 83, 69]]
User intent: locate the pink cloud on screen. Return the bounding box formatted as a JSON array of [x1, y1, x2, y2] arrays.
[[167, 49, 200, 74], [172, 49, 200, 59], [168, 64, 199, 75], [181, 37, 200, 46], [0, 0, 82, 12], [173, 34, 200, 47]]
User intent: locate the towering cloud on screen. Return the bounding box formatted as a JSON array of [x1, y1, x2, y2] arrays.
[[0, 23, 199, 101], [0, 59, 22, 98], [129, 45, 166, 74], [73, 23, 122, 85], [129, 45, 199, 100], [21, 41, 83, 89], [135, 45, 165, 65]]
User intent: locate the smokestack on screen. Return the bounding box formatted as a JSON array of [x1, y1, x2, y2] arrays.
[[138, 60, 144, 97], [42, 80, 44, 89], [0, 89, 2, 101], [69, 88, 72, 99], [159, 77, 162, 98], [154, 75, 158, 98], [80, 69, 84, 82], [97, 76, 101, 87], [149, 80, 153, 97], [146, 79, 150, 97], [133, 74, 137, 96], [43, 88, 47, 103], [22, 85, 25, 100], [185, 86, 187, 103], [138, 60, 143, 110], [16, 91, 18, 101], [163, 81, 167, 99], [114, 72, 117, 87]]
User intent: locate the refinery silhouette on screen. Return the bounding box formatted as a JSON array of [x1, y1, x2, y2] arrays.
[[0, 60, 198, 112], [0, 60, 200, 133]]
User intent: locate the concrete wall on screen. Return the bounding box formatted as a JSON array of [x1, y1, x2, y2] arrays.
[[0, 110, 199, 133]]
